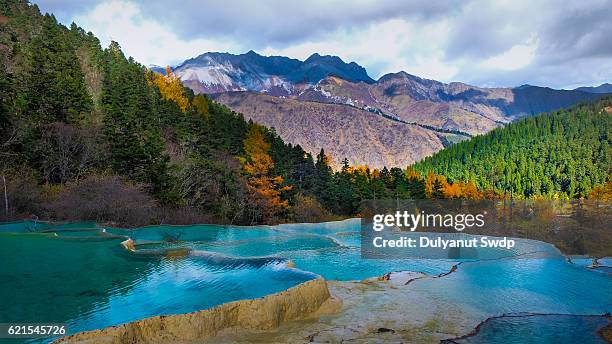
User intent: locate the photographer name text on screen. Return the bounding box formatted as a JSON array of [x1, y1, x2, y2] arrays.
[[372, 236, 516, 249]]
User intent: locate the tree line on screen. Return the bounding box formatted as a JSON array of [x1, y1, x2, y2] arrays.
[[413, 99, 611, 200], [0, 0, 609, 226]]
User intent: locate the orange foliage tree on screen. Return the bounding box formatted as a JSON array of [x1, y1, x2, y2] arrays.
[[425, 170, 436, 196], [149, 67, 189, 112], [423, 170, 484, 199], [462, 181, 483, 199], [241, 124, 291, 222], [405, 167, 422, 181], [588, 181, 612, 200]]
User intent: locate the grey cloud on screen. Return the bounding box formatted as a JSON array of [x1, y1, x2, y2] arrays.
[[457, 55, 612, 89], [443, 0, 612, 88], [32, 0, 612, 88], [536, 1, 612, 64], [133, 0, 461, 49], [444, 2, 542, 60]]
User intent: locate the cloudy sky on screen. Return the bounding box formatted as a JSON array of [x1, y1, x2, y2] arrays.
[[35, 0, 612, 89]]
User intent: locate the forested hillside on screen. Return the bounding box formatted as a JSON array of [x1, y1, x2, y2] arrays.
[[414, 99, 612, 199], [0, 0, 304, 224], [0, 0, 434, 225], [0, 1, 609, 227]]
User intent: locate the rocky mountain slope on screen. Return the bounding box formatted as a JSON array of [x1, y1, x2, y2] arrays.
[[213, 92, 445, 168], [170, 51, 608, 167], [294, 73, 607, 135]]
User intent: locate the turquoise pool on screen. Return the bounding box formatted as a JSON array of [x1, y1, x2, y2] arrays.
[[0, 219, 610, 343], [445, 314, 611, 344]]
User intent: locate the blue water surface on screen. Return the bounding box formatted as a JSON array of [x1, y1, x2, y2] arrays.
[[0, 219, 610, 343]]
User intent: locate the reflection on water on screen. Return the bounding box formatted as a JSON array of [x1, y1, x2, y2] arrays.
[[0, 219, 610, 343]]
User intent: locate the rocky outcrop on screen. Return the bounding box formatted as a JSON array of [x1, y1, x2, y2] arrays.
[[120, 238, 135, 252], [214, 277, 477, 343], [55, 278, 339, 344]]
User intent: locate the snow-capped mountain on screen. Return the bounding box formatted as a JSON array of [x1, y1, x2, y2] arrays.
[[172, 50, 373, 96], [161, 51, 610, 168]]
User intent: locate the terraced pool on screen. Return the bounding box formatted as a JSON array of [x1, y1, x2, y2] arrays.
[[0, 219, 610, 343]]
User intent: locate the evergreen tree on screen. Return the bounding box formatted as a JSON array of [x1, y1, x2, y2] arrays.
[[0, 0, 608, 225], [101, 41, 170, 196], [20, 14, 92, 124], [413, 99, 612, 198], [314, 148, 336, 208]]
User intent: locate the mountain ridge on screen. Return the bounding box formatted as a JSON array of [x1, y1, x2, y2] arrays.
[[173, 50, 374, 95], [575, 83, 612, 94], [168, 50, 611, 96], [164, 50, 609, 168]]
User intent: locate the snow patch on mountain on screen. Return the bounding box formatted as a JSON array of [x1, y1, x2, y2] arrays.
[[176, 65, 240, 90], [171, 51, 374, 95]]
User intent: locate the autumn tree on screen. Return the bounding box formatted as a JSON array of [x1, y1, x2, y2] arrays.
[[588, 181, 612, 200], [425, 170, 436, 197], [242, 124, 291, 223], [462, 181, 483, 199], [431, 175, 448, 199], [149, 66, 189, 112]]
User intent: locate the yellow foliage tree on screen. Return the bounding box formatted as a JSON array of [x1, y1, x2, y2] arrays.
[[442, 180, 462, 198], [462, 181, 483, 199], [405, 167, 422, 181], [150, 66, 189, 112], [588, 181, 612, 200], [242, 124, 291, 222], [418, 170, 485, 199], [425, 170, 436, 196]]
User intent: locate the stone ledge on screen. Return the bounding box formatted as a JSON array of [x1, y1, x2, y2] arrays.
[[55, 278, 338, 343]]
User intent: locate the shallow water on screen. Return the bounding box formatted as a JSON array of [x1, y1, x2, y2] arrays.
[[448, 314, 611, 344], [0, 219, 610, 343]]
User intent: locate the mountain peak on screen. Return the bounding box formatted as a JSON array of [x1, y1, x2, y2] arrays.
[[304, 53, 342, 63], [147, 64, 168, 74], [174, 51, 374, 92], [378, 71, 430, 84], [514, 84, 534, 90], [574, 83, 612, 94], [378, 71, 409, 80]]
